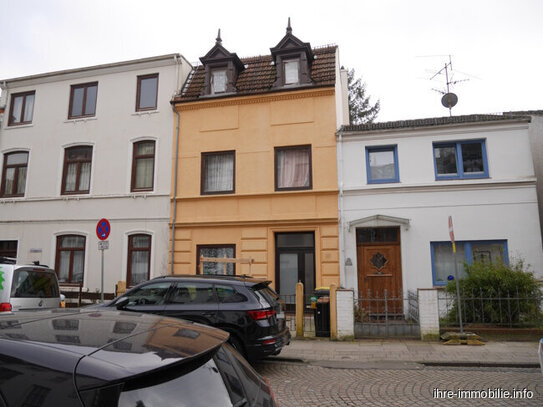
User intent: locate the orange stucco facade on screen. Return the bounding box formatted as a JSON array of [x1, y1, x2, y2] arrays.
[[171, 87, 339, 291]]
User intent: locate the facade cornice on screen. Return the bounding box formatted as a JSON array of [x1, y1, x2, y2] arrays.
[[1, 54, 189, 87], [0, 193, 170, 205], [172, 188, 339, 202], [174, 87, 335, 111], [343, 179, 537, 196], [171, 218, 339, 228], [338, 123, 530, 143], [0, 217, 170, 224]]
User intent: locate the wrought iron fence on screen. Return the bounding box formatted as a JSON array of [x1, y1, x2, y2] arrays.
[[438, 287, 543, 328], [279, 294, 318, 337], [354, 289, 420, 338]]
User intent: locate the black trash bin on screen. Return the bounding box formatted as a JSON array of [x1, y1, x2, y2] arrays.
[[313, 287, 330, 337]]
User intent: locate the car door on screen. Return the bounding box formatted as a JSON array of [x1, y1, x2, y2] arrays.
[[118, 281, 172, 314], [163, 281, 218, 326]]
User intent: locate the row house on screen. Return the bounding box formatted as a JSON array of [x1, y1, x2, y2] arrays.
[[337, 114, 543, 298], [0, 54, 192, 291], [170, 24, 349, 301]]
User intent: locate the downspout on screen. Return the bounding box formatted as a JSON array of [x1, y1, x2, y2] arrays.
[[170, 105, 180, 276], [170, 55, 182, 276], [337, 128, 346, 287]]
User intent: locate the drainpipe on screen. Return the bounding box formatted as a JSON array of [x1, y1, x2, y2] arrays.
[[170, 55, 182, 276], [170, 106, 180, 276], [337, 128, 346, 288]]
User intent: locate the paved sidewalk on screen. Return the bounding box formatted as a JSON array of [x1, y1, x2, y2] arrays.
[[273, 338, 541, 366]]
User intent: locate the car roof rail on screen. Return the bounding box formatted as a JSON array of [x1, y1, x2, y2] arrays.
[[0, 256, 17, 265]]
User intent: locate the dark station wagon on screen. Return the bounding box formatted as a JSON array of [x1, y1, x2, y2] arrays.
[[103, 275, 291, 361], [0, 309, 278, 406]]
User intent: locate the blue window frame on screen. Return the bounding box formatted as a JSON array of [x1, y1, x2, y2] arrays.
[[433, 139, 488, 180], [366, 145, 399, 184], [430, 240, 508, 286]]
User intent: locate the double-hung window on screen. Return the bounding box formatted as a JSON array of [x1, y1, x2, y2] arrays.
[[275, 145, 312, 191], [69, 82, 98, 119], [8, 91, 35, 126], [55, 235, 86, 284], [431, 240, 508, 286], [211, 69, 227, 94], [197, 245, 235, 275], [127, 234, 152, 286], [366, 145, 399, 183], [61, 146, 92, 195], [201, 151, 235, 194], [131, 141, 155, 192], [1, 151, 29, 197], [136, 74, 158, 111], [284, 59, 300, 85], [433, 140, 488, 179]]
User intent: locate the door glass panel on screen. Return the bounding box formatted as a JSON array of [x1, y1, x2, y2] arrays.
[[304, 253, 315, 296], [276, 233, 314, 248], [279, 253, 298, 301]]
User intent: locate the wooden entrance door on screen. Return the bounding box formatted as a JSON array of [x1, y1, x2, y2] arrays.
[[356, 228, 403, 315]]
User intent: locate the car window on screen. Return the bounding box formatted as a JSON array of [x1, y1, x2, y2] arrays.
[[123, 282, 171, 306], [215, 284, 248, 303], [223, 343, 264, 404], [10, 270, 59, 298], [169, 282, 215, 304], [213, 346, 247, 405], [117, 358, 232, 407], [255, 286, 279, 305]]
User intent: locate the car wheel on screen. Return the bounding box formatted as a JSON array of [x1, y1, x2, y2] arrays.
[[228, 334, 246, 358]]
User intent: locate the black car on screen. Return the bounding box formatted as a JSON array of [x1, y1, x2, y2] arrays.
[[0, 309, 278, 406], [102, 275, 290, 361]]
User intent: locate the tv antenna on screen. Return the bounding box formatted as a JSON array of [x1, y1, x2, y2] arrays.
[[429, 55, 469, 117]]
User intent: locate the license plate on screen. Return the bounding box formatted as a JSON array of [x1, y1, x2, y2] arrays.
[[277, 312, 285, 319]]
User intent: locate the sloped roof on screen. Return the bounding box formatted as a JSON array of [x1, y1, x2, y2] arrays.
[[174, 45, 336, 103], [340, 113, 532, 133]]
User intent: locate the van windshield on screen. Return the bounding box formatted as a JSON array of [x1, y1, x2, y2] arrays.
[[11, 269, 59, 298]]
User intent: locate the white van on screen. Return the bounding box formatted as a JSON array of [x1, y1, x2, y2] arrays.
[[0, 257, 64, 312]]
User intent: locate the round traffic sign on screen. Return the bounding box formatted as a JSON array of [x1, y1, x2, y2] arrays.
[[96, 218, 111, 241]]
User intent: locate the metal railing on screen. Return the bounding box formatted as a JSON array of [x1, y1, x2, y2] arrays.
[[438, 287, 543, 328], [354, 289, 420, 338], [279, 294, 317, 337]]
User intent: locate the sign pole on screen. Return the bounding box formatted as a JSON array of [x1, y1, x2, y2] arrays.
[[449, 216, 463, 334], [96, 218, 111, 304], [100, 247, 104, 303]]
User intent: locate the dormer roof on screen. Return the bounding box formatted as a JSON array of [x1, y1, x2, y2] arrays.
[[270, 18, 314, 64], [199, 29, 244, 71]]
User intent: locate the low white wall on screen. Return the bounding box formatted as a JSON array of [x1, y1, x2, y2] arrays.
[[418, 288, 440, 340], [336, 289, 354, 339]]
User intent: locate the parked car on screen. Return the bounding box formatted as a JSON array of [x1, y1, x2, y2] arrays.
[[0, 309, 278, 406], [101, 275, 291, 360], [0, 257, 64, 312]]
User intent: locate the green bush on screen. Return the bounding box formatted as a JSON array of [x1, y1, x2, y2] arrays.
[[444, 259, 543, 326]]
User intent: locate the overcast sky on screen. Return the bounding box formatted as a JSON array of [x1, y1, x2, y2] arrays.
[[1, 0, 542, 122]]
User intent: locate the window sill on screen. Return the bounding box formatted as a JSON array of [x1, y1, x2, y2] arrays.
[[3, 123, 34, 130], [64, 117, 97, 124], [435, 175, 489, 181], [132, 110, 159, 117]]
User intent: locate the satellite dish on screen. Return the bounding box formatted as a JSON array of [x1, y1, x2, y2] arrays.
[[441, 92, 458, 109]]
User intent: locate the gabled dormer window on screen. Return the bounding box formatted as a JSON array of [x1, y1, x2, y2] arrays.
[[284, 60, 300, 85], [199, 30, 244, 97], [211, 69, 227, 94], [270, 19, 314, 88]]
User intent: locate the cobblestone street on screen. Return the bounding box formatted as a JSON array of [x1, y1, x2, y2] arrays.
[[254, 360, 543, 406]]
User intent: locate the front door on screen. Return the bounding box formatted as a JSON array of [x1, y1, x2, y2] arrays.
[[356, 227, 402, 315], [275, 232, 315, 307]]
